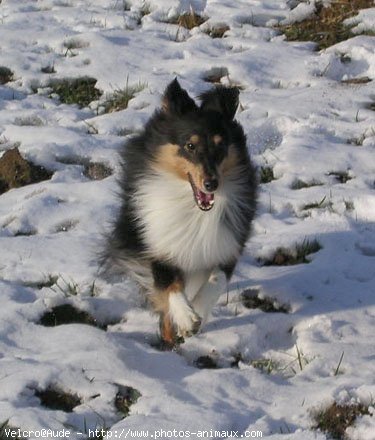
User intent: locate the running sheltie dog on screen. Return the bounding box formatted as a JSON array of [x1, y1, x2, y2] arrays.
[[105, 79, 257, 346]]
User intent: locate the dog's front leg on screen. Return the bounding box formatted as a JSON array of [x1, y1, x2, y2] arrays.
[[150, 261, 201, 345]]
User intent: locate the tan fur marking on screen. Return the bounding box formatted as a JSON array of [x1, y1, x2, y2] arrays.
[[166, 280, 184, 294], [149, 279, 184, 314], [189, 134, 200, 144], [149, 290, 169, 314], [212, 135, 223, 145], [161, 97, 169, 113], [160, 314, 175, 345], [154, 143, 206, 190], [218, 144, 239, 176]]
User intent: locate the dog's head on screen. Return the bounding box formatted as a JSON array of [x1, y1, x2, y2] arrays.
[[152, 79, 245, 211]]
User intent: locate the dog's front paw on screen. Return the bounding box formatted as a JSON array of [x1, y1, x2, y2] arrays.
[[168, 292, 201, 338], [176, 309, 201, 338]]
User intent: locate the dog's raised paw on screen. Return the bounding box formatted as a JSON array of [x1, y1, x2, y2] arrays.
[[177, 312, 202, 338], [169, 292, 201, 338]]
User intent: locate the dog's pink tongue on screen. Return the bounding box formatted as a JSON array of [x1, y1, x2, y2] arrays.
[[200, 191, 213, 203], [198, 189, 214, 207]]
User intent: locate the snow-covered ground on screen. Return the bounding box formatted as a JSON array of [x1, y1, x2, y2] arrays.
[[0, 0, 375, 439]]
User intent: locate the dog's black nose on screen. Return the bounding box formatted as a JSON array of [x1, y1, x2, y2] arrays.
[[204, 177, 218, 192]]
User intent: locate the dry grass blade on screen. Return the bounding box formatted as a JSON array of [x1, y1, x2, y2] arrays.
[[168, 9, 207, 30]]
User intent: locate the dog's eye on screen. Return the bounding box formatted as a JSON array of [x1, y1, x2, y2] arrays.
[[185, 142, 196, 152]]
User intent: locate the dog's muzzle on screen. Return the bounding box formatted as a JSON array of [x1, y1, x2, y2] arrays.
[[188, 173, 215, 211]]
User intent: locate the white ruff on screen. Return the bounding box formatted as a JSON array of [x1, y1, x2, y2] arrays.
[[133, 170, 243, 272]]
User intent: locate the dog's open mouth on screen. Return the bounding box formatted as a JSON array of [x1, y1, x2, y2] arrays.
[[188, 173, 214, 211]]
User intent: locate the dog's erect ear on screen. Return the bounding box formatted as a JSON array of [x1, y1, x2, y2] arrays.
[[162, 78, 197, 115], [200, 86, 239, 120]]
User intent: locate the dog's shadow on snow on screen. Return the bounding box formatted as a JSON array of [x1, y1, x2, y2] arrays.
[[230, 226, 375, 318]]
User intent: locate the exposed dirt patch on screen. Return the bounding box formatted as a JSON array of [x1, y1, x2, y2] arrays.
[[56, 155, 113, 180], [41, 64, 56, 74], [23, 275, 58, 290], [341, 76, 372, 85], [194, 355, 218, 369], [39, 304, 105, 329], [241, 289, 290, 313], [114, 384, 141, 417], [0, 66, 14, 84], [168, 12, 207, 29], [328, 170, 352, 184], [34, 385, 81, 412], [204, 25, 230, 38], [291, 178, 323, 190], [0, 148, 52, 195], [83, 162, 113, 180], [313, 401, 371, 439], [203, 67, 229, 84], [259, 166, 276, 184]]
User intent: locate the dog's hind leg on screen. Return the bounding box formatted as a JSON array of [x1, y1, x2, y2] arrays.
[[150, 261, 201, 345], [191, 269, 227, 325]]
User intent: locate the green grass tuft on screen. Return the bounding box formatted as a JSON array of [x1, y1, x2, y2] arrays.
[[238, 345, 314, 376], [279, 0, 375, 50], [328, 170, 352, 184], [63, 38, 89, 56], [261, 239, 322, 266], [101, 80, 147, 113], [291, 178, 323, 190], [259, 166, 275, 184], [344, 200, 355, 211], [115, 385, 141, 417], [14, 115, 44, 127], [302, 196, 333, 211], [250, 358, 280, 375], [48, 77, 102, 108], [139, 1, 151, 17]]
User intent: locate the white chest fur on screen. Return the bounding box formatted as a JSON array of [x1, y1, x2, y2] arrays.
[[133, 170, 241, 272]]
